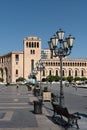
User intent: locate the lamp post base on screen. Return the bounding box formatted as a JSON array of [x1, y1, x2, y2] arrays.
[[59, 95, 64, 107]]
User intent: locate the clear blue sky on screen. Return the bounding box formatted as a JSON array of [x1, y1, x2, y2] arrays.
[[0, 0, 87, 58]]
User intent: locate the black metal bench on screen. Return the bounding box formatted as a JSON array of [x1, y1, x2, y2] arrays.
[[52, 102, 81, 129]]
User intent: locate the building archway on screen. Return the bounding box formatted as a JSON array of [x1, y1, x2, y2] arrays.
[[0, 68, 3, 79], [3, 68, 8, 83]]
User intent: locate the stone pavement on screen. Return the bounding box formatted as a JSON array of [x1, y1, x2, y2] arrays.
[[26, 92, 63, 130], [30, 93, 87, 130], [0, 85, 87, 130], [0, 85, 63, 130]]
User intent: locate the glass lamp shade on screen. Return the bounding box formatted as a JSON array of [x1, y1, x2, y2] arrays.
[[67, 35, 75, 48], [56, 29, 65, 40], [63, 39, 68, 49], [48, 41, 53, 50], [50, 35, 58, 48]]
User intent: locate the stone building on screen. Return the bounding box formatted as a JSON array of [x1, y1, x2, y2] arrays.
[[0, 36, 87, 83]]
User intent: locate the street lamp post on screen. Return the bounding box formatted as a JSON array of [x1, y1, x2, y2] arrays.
[[48, 28, 75, 107], [36, 60, 45, 97]]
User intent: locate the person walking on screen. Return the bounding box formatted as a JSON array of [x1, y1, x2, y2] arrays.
[[16, 82, 19, 89]]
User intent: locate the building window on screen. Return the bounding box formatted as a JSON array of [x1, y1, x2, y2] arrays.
[[81, 70, 84, 76], [29, 42, 31, 47], [62, 70, 64, 76], [32, 42, 33, 47], [30, 50, 35, 54], [42, 70, 45, 76], [34, 42, 36, 47], [69, 70, 71, 76], [70, 63, 72, 66], [16, 69, 18, 77], [26, 42, 28, 48], [16, 62, 18, 65], [33, 50, 35, 54], [75, 70, 78, 77], [15, 55, 19, 61], [56, 70, 58, 76], [30, 50, 32, 54], [31, 59, 34, 72], [49, 70, 52, 76], [37, 42, 39, 48]]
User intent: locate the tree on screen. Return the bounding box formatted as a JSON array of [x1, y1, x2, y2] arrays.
[[67, 76, 73, 83]]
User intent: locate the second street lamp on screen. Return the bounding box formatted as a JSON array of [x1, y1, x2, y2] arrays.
[[48, 28, 75, 107], [36, 60, 45, 97]]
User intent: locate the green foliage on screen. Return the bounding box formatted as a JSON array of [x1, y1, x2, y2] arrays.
[[54, 76, 60, 82], [16, 77, 26, 82], [45, 75, 87, 83], [80, 77, 87, 81], [67, 76, 73, 83], [46, 76, 53, 82], [74, 77, 81, 81], [0, 77, 4, 82], [46, 75, 60, 82]]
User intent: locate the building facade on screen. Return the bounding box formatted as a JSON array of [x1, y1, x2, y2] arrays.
[[0, 36, 87, 83]]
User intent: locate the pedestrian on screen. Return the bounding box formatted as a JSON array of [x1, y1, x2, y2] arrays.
[[16, 82, 19, 89], [75, 83, 78, 91]]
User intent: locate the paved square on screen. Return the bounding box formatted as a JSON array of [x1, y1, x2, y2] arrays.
[[0, 109, 38, 128]]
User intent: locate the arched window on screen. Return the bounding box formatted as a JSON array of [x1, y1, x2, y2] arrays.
[[37, 42, 39, 48], [49, 62, 50, 66], [63, 62, 65, 66], [49, 70, 52, 76], [33, 50, 35, 54], [56, 70, 58, 76], [62, 70, 64, 76], [69, 70, 71, 76], [30, 50, 32, 54], [32, 42, 33, 47], [70, 62, 72, 66], [33, 42, 36, 47], [53, 62, 55, 66], [75, 70, 78, 77], [42, 70, 45, 76], [81, 70, 84, 76], [56, 62, 58, 66], [29, 42, 31, 47]]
